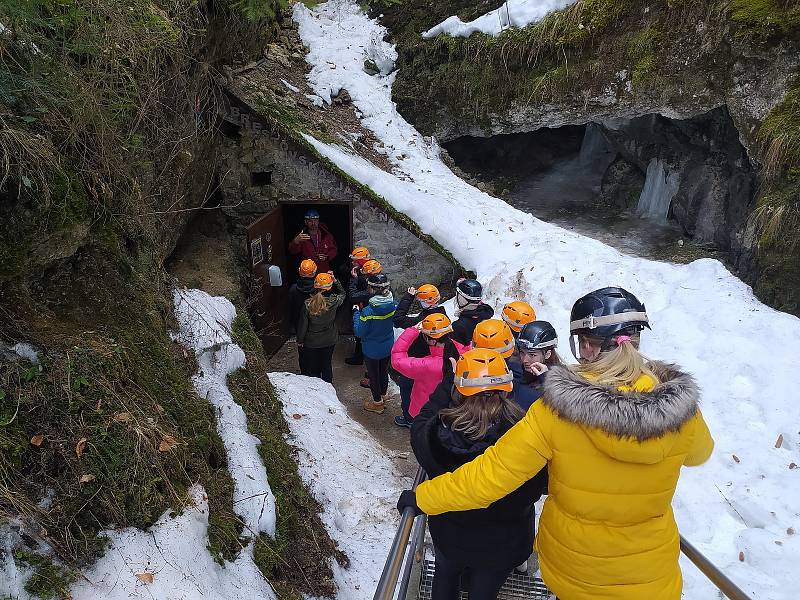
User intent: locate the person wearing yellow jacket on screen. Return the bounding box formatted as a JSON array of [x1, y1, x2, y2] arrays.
[[399, 287, 714, 600]]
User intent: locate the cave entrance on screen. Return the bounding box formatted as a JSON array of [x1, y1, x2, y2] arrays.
[[246, 202, 353, 355], [443, 107, 755, 263]]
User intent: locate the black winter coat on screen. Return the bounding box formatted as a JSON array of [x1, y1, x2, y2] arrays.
[[348, 270, 371, 307], [410, 382, 548, 569], [450, 303, 495, 346], [288, 278, 316, 333]]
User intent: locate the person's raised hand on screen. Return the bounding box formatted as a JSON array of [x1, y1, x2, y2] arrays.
[[407, 287, 417, 296], [396, 490, 422, 517], [294, 231, 310, 243], [526, 362, 549, 376], [351, 266, 359, 277], [317, 253, 327, 262]]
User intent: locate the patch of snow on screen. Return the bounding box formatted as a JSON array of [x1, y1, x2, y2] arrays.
[[12, 343, 39, 364], [281, 78, 301, 93], [71, 485, 278, 600], [172, 289, 276, 537], [0, 522, 35, 600], [307, 93, 326, 107], [422, 0, 578, 39], [295, 3, 800, 598], [270, 372, 411, 599]]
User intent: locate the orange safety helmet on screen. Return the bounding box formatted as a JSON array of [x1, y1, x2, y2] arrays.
[[416, 284, 441, 306], [299, 259, 318, 278], [454, 348, 514, 396], [420, 313, 453, 339], [361, 259, 382, 275], [314, 273, 334, 291], [472, 319, 515, 359], [502, 301, 536, 333], [349, 246, 371, 264]]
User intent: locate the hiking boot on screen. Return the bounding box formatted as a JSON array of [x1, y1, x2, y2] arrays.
[[394, 415, 413, 428], [345, 355, 363, 366], [363, 399, 385, 414], [360, 377, 371, 388]]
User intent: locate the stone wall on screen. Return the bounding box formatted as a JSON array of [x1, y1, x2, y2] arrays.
[[218, 102, 457, 293]]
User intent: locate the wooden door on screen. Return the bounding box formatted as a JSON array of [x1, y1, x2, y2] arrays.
[[246, 207, 288, 355]]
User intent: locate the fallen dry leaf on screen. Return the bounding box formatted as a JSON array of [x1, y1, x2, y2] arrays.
[[75, 437, 87, 458], [30, 434, 44, 447], [79, 474, 95, 484], [790, 463, 797, 470], [775, 434, 784, 448], [738, 551, 745, 562], [732, 454, 740, 463], [292, 413, 303, 420], [135, 572, 154, 585], [159, 435, 178, 452], [113, 412, 132, 423]]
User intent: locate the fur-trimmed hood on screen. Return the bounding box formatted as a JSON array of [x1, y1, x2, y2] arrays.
[[543, 362, 700, 463]]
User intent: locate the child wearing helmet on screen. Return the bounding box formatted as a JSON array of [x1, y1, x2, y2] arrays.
[[391, 313, 468, 419], [451, 278, 495, 346], [289, 260, 318, 334], [508, 321, 563, 411], [501, 300, 536, 340], [345, 251, 376, 367], [392, 284, 448, 428], [409, 349, 548, 600], [296, 273, 345, 383], [353, 273, 397, 414], [402, 287, 714, 600]]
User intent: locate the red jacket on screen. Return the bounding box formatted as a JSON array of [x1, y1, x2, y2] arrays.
[[288, 224, 338, 272]]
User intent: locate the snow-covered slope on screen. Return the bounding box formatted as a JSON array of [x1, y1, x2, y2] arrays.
[[422, 0, 577, 39], [294, 2, 800, 599], [271, 373, 411, 600]]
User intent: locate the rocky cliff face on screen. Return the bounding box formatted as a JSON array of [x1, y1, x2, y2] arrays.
[[382, 0, 800, 314]]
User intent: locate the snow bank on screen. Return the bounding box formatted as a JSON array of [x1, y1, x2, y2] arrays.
[[422, 0, 577, 39], [172, 289, 276, 537], [295, 3, 800, 598], [0, 522, 35, 600], [270, 373, 411, 600], [71, 486, 277, 600], [69, 289, 278, 599]]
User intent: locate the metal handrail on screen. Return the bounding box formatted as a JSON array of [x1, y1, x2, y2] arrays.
[[680, 535, 753, 600], [373, 467, 427, 600], [376, 470, 754, 600]]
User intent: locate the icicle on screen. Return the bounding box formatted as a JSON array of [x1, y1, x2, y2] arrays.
[[579, 123, 616, 168], [636, 158, 679, 222]]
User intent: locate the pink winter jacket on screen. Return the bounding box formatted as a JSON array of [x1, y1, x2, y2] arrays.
[[391, 327, 468, 418]]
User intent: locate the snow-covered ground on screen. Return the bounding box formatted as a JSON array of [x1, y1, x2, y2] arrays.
[[294, 2, 800, 598], [422, 0, 577, 39], [271, 373, 411, 600], [69, 290, 280, 600]]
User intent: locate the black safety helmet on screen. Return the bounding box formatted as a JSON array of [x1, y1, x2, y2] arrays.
[[516, 321, 558, 353], [456, 279, 483, 302], [570, 287, 650, 338], [367, 273, 390, 289]]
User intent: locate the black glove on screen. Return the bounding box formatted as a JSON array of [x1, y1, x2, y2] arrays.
[[396, 490, 423, 517]]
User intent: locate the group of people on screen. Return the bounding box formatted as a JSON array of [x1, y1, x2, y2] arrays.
[[394, 286, 714, 600]]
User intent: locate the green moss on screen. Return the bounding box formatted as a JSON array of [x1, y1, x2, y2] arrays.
[[730, 0, 800, 42], [13, 550, 75, 600], [228, 307, 346, 598]]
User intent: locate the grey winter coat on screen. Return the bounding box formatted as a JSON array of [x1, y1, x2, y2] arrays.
[[297, 281, 345, 349]]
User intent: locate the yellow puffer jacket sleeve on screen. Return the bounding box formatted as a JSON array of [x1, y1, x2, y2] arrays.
[[683, 409, 714, 466], [417, 402, 552, 515]]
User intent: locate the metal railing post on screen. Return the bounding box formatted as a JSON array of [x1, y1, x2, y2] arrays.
[[373, 467, 427, 600], [680, 535, 754, 600]]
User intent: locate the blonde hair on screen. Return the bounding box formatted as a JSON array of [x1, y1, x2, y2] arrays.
[[439, 390, 523, 441], [574, 332, 659, 388], [305, 292, 329, 317]]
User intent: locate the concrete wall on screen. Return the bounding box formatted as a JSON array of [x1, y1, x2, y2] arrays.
[[219, 102, 457, 293]]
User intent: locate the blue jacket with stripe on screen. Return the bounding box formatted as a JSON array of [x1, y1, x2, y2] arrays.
[[353, 294, 397, 359]]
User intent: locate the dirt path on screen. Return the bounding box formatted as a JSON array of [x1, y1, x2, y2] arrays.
[[267, 337, 419, 478]]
